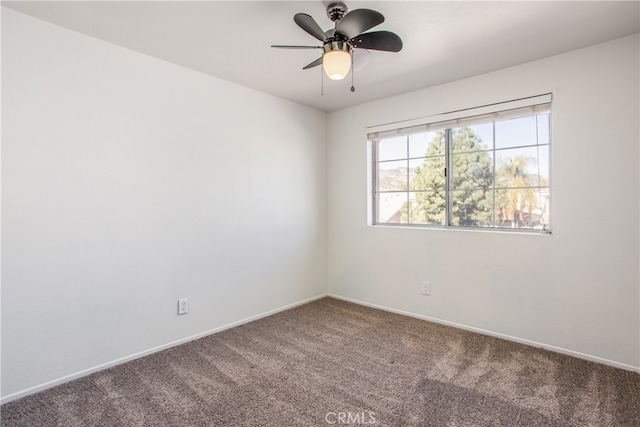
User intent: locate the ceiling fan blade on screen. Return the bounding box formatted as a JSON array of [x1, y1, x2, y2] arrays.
[[335, 9, 384, 40], [271, 45, 322, 49], [350, 31, 403, 52], [294, 13, 328, 42], [303, 57, 323, 70]]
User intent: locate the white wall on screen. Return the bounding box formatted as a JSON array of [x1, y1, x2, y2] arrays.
[[327, 34, 640, 370], [1, 8, 326, 401]]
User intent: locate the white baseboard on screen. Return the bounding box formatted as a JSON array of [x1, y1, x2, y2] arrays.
[[329, 293, 640, 374], [0, 293, 329, 405]]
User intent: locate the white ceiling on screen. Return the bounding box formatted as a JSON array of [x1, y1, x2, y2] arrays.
[[3, 1, 639, 112]]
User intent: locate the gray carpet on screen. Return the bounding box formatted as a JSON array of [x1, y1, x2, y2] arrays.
[[1, 297, 639, 426]]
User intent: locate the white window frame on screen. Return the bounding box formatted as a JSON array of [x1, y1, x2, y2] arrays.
[[368, 94, 552, 233]]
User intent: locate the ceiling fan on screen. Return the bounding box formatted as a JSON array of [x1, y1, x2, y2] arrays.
[[271, 2, 403, 89]]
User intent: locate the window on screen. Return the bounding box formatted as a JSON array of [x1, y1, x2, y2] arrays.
[[370, 95, 551, 232]]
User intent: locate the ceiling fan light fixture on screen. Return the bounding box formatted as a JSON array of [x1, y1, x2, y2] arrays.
[[323, 50, 351, 80], [323, 42, 351, 80]]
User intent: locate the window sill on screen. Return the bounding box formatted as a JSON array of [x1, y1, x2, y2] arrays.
[[369, 223, 553, 236]]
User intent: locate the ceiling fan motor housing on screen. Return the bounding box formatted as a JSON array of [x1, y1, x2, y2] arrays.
[[323, 40, 350, 55], [326, 2, 348, 22]]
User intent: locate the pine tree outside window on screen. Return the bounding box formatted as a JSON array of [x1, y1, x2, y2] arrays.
[[369, 95, 551, 232]]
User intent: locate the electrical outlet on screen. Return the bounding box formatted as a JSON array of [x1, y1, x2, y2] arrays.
[[421, 282, 430, 296], [178, 298, 189, 315]]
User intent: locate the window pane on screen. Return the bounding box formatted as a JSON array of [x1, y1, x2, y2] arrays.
[[495, 115, 538, 149], [450, 151, 493, 190], [408, 191, 445, 225], [451, 189, 494, 227], [409, 156, 445, 191], [495, 187, 550, 229], [537, 113, 550, 145], [378, 160, 407, 191], [451, 126, 489, 153], [378, 136, 407, 161], [409, 131, 444, 158], [377, 192, 407, 224], [452, 122, 493, 152], [536, 145, 550, 185], [495, 147, 545, 188]]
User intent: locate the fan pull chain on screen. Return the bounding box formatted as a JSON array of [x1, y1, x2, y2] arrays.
[[321, 65, 324, 96], [350, 50, 355, 92]]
